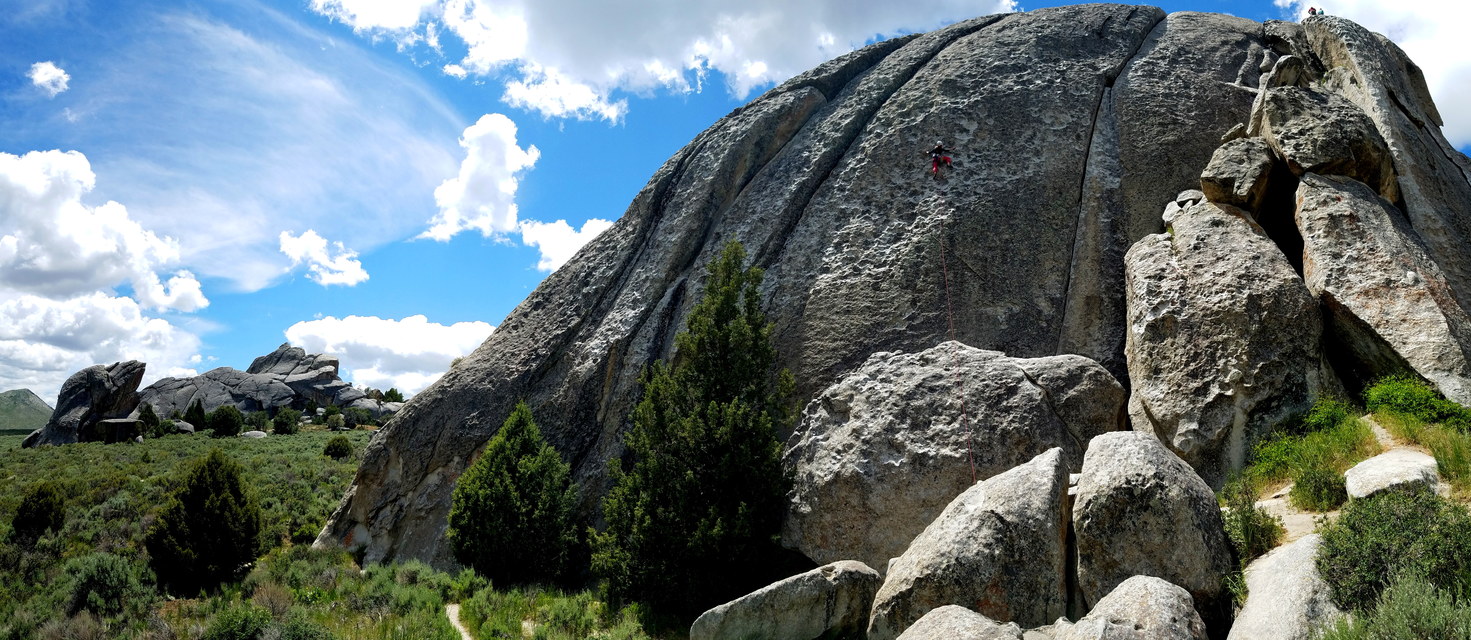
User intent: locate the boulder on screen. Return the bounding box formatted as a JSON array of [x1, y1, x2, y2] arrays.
[[1257, 86, 1398, 202], [1344, 449, 1442, 499], [895, 606, 1023, 640], [89, 418, 143, 444], [173, 420, 196, 434], [138, 343, 371, 419], [1054, 576, 1207, 640], [241, 430, 268, 439], [1125, 200, 1330, 487], [1072, 432, 1232, 622], [23, 361, 145, 448], [784, 344, 1123, 571], [1199, 137, 1278, 211], [1295, 173, 1471, 404], [868, 448, 1069, 640], [1228, 534, 1344, 640], [689, 560, 881, 640]]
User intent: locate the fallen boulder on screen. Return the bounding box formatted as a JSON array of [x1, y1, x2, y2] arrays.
[[1072, 432, 1232, 622], [1054, 576, 1207, 640], [23, 361, 146, 448], [1199, 137, 1278, 211], [785, 343, 1122, 571], [1344, 449, 1442, 500], [689, 560, 880, 640], [895, 606, 1023, 640], [1228, 534, 1344, 640], [1258, 86, 1397, 201], [868, 448, 1069, 639]]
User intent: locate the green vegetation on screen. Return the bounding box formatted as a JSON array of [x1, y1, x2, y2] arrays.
[[323, 434, 353, 460], [274, 407, 303, 435], [209, 405, 247, 438], [1220, 475, 1284, 607], [1365, 374, 1471, 431], [186, 398, 208, 428], [592, 241, 796, 619], [1317, 489, 1471, 612], [448, 401, 579, 586], [137, 403, 160, 431], [343, 406, 374, 428], [461, 585, 653, 640], [1367, 376, 1471, 494], [146, 448, 264, 595], [1318, 571, 1471, 640], [385, 388, 405, 403], [1241, 396, 1378, 511], [10, 481, 65, 543], [0, 388, 52, 433]]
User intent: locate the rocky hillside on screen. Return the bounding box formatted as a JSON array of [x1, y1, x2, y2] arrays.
[[320, 2, 1471, 585], [0, 389, 52, 432]]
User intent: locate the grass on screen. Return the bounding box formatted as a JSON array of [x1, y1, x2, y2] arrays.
[[1239, 396, 1379, 512], [1365, 375, 1471, 495], [1318, 571, 1471, 639]]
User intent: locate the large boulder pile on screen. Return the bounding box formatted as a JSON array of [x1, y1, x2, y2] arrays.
[[23, 361, 145, 448], [138, 343, 395, 418]]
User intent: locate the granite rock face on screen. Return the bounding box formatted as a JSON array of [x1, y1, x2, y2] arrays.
[[1228, 534, 1344, 640], [895, 606, 1023, 640], [784, 343, 1122, 571], [689, 560, 880, 640], [1072, 432, 1232, 622], [1124, 200, 1328, 487], [319, 5, 1471, 572], [23, 361, 145, 448], [137, 344, 383, 419], [867, 449, 1069, 639], [1053, 576, 1208, 640]]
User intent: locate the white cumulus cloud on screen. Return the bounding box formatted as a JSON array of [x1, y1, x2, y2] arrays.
[[284, 314, 493, 394], [0, 150, 207, 312], [519, 218, 614, 272], [310, 0, 440, 31], [423, 113, 540, 241], [279, 229, 369, 286], [28, 61, 70, 97], [1275, 0, 1471, 147], [310, 0, 1019, 122]]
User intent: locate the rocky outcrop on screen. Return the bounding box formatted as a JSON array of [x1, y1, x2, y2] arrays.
[[867, 449, 1069, 640], [319, 5, 1471, 573], [689, 560, 880, 640], [1344, 449, 1442, 499], [895, 606, 1023, 640], [1296, 173, 1471, 404], [1071, 432, 1232, 622], [1257, 86, 1398, 202], [1228, 534, 1344, 640], [137, 344, 386, 419], [1052, 576, 1208, 640], [23, 361, 145, 448], [784, 344, 1122, 571], [1199, 137, 1277, 211], [1124, 199, 1329, 487]]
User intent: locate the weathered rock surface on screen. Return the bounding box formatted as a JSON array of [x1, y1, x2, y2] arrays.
[[1344, 448, 1442, 499], [894, 606, 1023, 640], [24, 361, 145, 448], [1296, 173, 1471, 404], [868, 449, 1069, 640], [1072, 432, 1232, 620], [1258, 86, 1398, 201], [241, 430, 268, 439], [689, 560, 880, 640], [784, 343, 1122, 571], [1199, 137, 1277, 211], [320, 6, 1471, 570], [137, 344, 388, 419], [1054, 576, 1208, 640], [1228, 534, 1344, 640], [1125, 200, 1330, 487]]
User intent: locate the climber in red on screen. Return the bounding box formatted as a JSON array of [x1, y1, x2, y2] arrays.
[[929, 140, 953, 176]]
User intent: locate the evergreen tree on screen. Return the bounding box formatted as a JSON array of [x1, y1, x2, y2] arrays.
[[384, 388, 405, 403], [145, 449, 262, 595], [591, 241, 792, 618], [272, 408, 302, 435], [138, 403, 159, 429], [11, 481, 65, 543], [207, 405, 245, 438], [448, 401, 578, 585], [185, 399, 207, 428]]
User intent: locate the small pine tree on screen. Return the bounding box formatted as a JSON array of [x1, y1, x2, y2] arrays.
[[12, 481, 66, 543], [145, 449, 263, 595], [448, 401, 579, 585], [138, 403, 160, 429], [208, 405, 245, 438], [591, 241, 793, 618], [384, 388, 405, 403], [273, 408, 302, 435], [185, 399, 207, 428]]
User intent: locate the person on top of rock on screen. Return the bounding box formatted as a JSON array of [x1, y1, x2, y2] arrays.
[[1308, 7, 1317, 16], [929, 140, 953, 176]]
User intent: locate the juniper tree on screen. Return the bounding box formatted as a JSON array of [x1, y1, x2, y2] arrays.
[[145, 449, 262, 595], [591, 240, 793, 618]]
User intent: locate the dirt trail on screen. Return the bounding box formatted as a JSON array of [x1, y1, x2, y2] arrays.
[[1253, 414, 1406, 542], [446, 603, 473, 640]]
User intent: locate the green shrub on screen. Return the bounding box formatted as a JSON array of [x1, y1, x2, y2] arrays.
[[1366, 375, 1471, 431], [1301, 397, 1354, 434], [323, 435, 353, 460], [186, 398, 208, 429], [11, 480, 65, 543], [343, 407, 374, 428], [1318, 571, 1471, 640], [202, 602, 272, 640], [1245, 400, 1378, 496], [273, 408, 302, 435], [1318, 489, 1471, 612], [146, 448, 264, 595], [246, 411, 269, 430], [138, 403, 160, 429], [65, 552, 151, 619], [592, 241, 794, 619], [385, 388, 405, 403], [1290, 465, 1348, 511], [326, 414, 345, 430], [209, 405, 246, 438], [449, 401, 579, 586], [1221, 477, 1284, 564]]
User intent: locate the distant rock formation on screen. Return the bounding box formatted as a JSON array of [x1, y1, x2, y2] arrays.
[[22, 361, 145, 448], [137, 343, 396, 419], [0, 388, 53, 432]]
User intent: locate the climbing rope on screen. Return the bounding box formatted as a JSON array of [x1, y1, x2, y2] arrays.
[[937, 215, 978, 485]]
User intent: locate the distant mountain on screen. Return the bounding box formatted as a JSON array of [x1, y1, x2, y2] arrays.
[[0, 389, 53, 432]]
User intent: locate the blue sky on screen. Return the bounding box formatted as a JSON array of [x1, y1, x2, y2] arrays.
[[2, 0, 1466, 402]]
